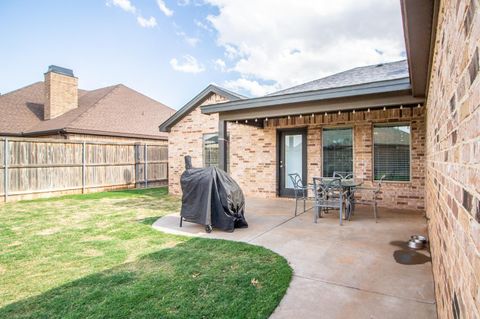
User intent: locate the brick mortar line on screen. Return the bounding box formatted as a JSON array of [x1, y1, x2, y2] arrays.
[[293, 273, 437, 305]]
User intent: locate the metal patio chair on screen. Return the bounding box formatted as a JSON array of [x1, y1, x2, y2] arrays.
[[312, 177, 345, 225], [348, 174, 386, 222], [333, 171, 354, 180], [288, 173, 309, 216]]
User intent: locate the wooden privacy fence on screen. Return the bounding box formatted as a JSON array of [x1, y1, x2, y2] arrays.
[[0, 137, 168, 201]]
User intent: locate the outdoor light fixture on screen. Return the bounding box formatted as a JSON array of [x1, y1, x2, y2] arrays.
[[400, 105, 403, 109], [338, 111, 341, 115], [255, 118, 258, 122], [324, 112, 327, 116], [367, 108, 370, 112], [299, 114, 302, 118], [265, 117, 268, 122], [383, 106, 386, 111], [288, 115, 291, 119], [245, 120, 248, 123], [352, 110, 355, 114], [235, 120, 238, 124], [311, 113, 314, 117], [417, 104, 421, 108]]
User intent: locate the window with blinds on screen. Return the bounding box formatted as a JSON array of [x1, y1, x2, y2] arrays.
[[203, 133, 229, 170], [373, 124, 411, 181], [322, 128, 353, 177]]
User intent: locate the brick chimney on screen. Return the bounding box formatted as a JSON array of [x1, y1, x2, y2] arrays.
[[44, 65, 78, 120]]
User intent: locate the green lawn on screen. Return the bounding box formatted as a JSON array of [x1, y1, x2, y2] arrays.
[[0, 188, 292, 318]]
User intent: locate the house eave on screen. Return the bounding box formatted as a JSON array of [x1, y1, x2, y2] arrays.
[[22, 128, 168, 140], [201, 77, 413, 114], [400, 0, 437, 98]]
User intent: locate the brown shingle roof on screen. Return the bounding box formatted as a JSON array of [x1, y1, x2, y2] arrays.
[[0, 82, 174, 139]]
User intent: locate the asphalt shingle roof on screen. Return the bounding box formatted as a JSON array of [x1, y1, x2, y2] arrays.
[[0, 82, 175, 139], [269, 60, 409, 96]]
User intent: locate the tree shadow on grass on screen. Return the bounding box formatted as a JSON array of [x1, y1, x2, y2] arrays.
[[1, 238, 292, 319]]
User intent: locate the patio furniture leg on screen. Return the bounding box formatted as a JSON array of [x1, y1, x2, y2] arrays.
[[339, 202, 343, 226], [179, 217, 183, 227], [303, 191, 306, 213], [294, 196, 298, 216], [314, 206, 318, 223], [374, 202, 378, 223], [346, 201, 351, 221], [350, 190, 355, 216]]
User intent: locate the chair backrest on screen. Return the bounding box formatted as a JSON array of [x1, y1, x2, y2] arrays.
[[312, 177, 342, 203], [376, 174, 387, 190], [333, 171, 353, 180], [288, 173, 304, 190], [312, 177, 327, 201]]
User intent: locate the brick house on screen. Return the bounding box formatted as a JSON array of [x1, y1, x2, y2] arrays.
[[161, 61, 426, 209], [161, 0, 479, 317], [0, 65, 174, 143]]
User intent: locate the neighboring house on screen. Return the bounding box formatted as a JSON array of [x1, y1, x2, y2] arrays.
[[161, 1, 480, 317], [0, 65, 175, 143]]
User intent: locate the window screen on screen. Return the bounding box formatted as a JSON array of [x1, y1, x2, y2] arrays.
[[373, 125, 410, 181], [322, 128, 353, 177]]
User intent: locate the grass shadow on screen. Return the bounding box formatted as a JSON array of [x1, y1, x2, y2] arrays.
[[0, 238, 292, 319], [137, 216, 162, 225]]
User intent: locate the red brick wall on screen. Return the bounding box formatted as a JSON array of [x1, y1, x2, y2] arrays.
[[167, 93, 226, 195], [264, 106, 425, 210], [169, 103, 425, 209], [228, 124, 277, 198], [425, 1, 480, 318]]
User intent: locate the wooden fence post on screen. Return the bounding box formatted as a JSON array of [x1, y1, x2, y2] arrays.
[[144, 144, 148, 188], [82, 142, 86, 194], [3, 138, 8, 202]]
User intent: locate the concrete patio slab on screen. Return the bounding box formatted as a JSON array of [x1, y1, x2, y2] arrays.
[[153, 197, 436, 318]]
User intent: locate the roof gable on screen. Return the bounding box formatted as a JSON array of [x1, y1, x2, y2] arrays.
[[159, 84, 244, 132]]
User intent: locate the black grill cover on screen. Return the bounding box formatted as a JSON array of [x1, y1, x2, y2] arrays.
[[180, 166, 248, 232]]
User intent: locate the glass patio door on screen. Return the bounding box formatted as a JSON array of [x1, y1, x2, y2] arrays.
[[279, 129, 306, 197]]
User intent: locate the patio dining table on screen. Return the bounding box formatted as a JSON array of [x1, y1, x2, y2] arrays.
[[318, 177, 363, 189], [312, 177, 363, 220]]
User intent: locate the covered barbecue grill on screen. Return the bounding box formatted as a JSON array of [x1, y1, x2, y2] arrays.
[[179, 156, 248, 232]]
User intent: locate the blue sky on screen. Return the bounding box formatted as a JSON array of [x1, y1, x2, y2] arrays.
[[0, 0, 406, 110]]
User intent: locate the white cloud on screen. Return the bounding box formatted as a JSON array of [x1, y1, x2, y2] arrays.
[[137, 15, 157, 28], [213, 58, 227, 72], [170, 55, 205, 73], [177, 31, 200, 47], [106, 0, 136, 13], [205, 0, 406, 96], [194, 19, 212, 32], [156, 0, 174, 16], [177, 0, 190, 6], [223, 44, 241, 60], [224, 78, 280, 96]]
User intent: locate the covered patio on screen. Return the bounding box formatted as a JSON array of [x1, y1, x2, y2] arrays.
[[154, 197, 436, 318]]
